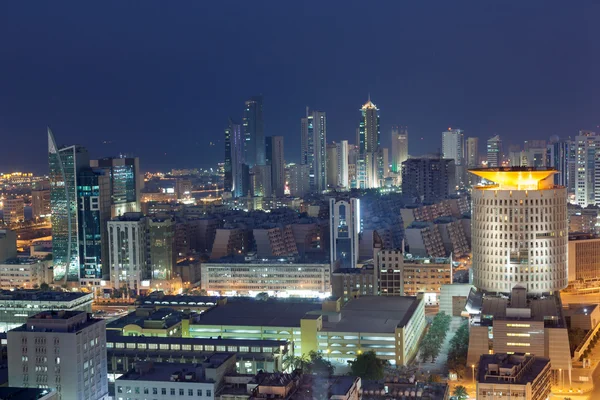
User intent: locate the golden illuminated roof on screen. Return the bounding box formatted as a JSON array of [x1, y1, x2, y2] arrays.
[[361, 95, 378, 110], [469, 167, 559, 190]]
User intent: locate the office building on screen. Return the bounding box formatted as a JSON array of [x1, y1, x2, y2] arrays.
[[243, 96, 265, 168], [329, 198, 360, 269], [476, 353, 551, 400], [469, 167, 568, 294], [189, 295, 425, 367], [8, 311, 108, 400], [574, 130, 599, 206], [400, 196, 470, 227], [107, 212, 148, 291], [568, 206, 598, 234], [401, 157, 456, 202], [442, 128, 465, 187], [391, 127, 408, 176], [266, 136, 285, 197], [547, 138, 570, 187], [107, 307, 185, 337], [3, 197, 24, 225], [225, 120, 246, 198], [48, 128, 90, 282], [326, 143, 338, 188], [486, 135, 502, 167], [287, 164, 310, 198], [211, 228, 247, 260], [32, 188, 51, 220], [331, 265, 376, 303], [253, 226, 298, 258], [147, 217, 176, 280], [76, 168, 104, 283], [200, 260, 331, 297], [466, 137, 479, 167], [336, 140, 349, 189], [250, 165, 272, 197], [0, 258, 52, 290], [403, 222, 446, 258], [301, 109, 327, 193], [358, 98, 381, 188], [567, 235, 600, 287], [89, 156, 141, 216]]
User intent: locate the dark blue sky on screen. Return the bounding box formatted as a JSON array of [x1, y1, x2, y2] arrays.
[[0, 1, 598, 174]]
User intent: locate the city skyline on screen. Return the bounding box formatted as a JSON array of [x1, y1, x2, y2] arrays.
[[0, 2, 598, 174]]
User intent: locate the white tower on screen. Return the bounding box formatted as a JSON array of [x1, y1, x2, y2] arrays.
[[329, 198, 360, 269]]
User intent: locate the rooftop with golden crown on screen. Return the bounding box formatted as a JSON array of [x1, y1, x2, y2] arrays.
[[469, 167, 559, 190]]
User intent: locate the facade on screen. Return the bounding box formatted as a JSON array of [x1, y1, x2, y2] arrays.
[[226, 120, 246, 198], [331, 265, 376, 303], [547, 139, 571, 189], [403, 222, 445, 258], [442, 128, 465, 187], [287, 164, 310, 198], [358, 98, 381, 188], [77, 168, 104, 283], [200, 261, 331, 297], [567, 235, 600, 285], [0, 387, 58, 400], [8, 311, 108, 400], [253, 226, 298, 258], [336, 140, 349, 189], [391, 127, 408, 176], [266, 136, 285, 197], [401, 157, 455, 202], [470, 168, 568, 294], [0, 258, 52, 289], [486, 135, 502, 167], [243, 96, 265, 168], [567, 206, 598, 234], [466, 137, 479, 167], [3, 197, 24, 225], [326, 143, 338, 188], [574, 130, 599, 206], [48, 129, 90, 282], [329, 198, 360, 269], [251, 165, 272, 197], [89, 156, 141, 217], [107, 212, 148, 291], [0, 290, 93, 333], [301, 109, 327, 193], [476, 353, 551, 400], [32, 189, 51, 219], [211, 228, 247, 260], [147, 217, 176, 280]]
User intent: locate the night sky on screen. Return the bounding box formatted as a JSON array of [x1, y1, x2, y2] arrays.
[[0, 1, 598, 174]]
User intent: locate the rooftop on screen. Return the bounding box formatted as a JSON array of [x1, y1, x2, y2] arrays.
[[195, 300, 322, 328], [118, 357, 233, 383], [137, 293, 221, 307], [477, 353, 550, 385], [107, 307, 183, 330], [0, 258, 46, 265], [0, 387, 55, 400], [0, 289, 92, 303], [469, 167, 559, 190]]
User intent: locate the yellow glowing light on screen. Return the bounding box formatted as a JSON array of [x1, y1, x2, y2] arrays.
[[469, 168, 558, 190]]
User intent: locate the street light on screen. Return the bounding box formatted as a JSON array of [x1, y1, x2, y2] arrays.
[[559, 368, 562, 389], [471, 364, 475, 384]]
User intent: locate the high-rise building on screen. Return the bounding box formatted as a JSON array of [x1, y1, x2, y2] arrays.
[[2, 197, 24, 225], [77, 168, 104, 282], [49, 129, 90, 282], [466, 137, 479, 167], [547, 138, 570, 188], [243, 95, 265, 168], [31, 188, 51, 219], [107, 212, 148, 291], [469, 167, 568, 294], [358, 97, 381, 188], [486, 135, 502, 167], [326, 143, 338, 188], [301, 109, 327, 192], [147, 217, 176, 280], [442, 128, 465, 187], [250, 165, 272, 197], [225, 119, 246, 197], [266, 136, 285, 197], [89, 157, 141, 217], [288, 164, 310, 198], [329, 198, 360, 269], [391, 127, 408, 175], [348, 144, 359, 188], [8, 310, 108, 400], [401, 157, 456, 202], [336, 140, 349, 189], [574, 130, 599, 207]]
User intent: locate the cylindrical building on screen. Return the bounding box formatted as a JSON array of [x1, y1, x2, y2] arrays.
[[470, 168, 568, 294]]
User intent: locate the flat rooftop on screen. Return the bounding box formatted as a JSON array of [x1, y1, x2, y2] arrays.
[[106, 331, 287, 349], [107, 308, 182, 330], [118, 357, 233, 383], [0, 387, 55, 400], [138, 294, 220, 307], [478, 353, 549, 385], [323, 296, 420, 333], [0, 289, 92, 303], [195, 300, 322, 328]]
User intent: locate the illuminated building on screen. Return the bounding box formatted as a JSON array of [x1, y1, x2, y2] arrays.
[[253, 226, 298, 258], [147, 217, 176, 280], [486, 135, 502, 167], [336, 140, 349, 189], [326, 143, 338, 187], [301, 109, 327, 192], [243, 95, 265, 168], [0, 258, 52, 289], [469, 167, 568, 294], [31, 188, 51, 219], [225, 118, 247, 197], [2, 197, 24, 225], [466, 137, 479, 167], [8, 311, 108, 400], [0, 230, 17, 262], [546, 137, 570, 188], [574, 130, 599, 206], [77, 168, 104, 283], [329, 198, 360, 269], [200, 260, 331, 297], [567, 234, 600, 288], [210, 228, 247, 260], [476, 353, 551, 400], [48, 128, 90, 282], [401, 157, 455, 203], [288, 164, 310, 197], [107, 213, 148, 291], [250, 165, 271, 197], [391, 127, 408, 176], [442, 128, 465, 187], [90, 156, 141, 216], [358, 97, 380, 188], [266, 136, 285, 197]]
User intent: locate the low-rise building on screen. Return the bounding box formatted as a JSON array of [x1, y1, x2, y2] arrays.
[[136, 293, 221, 313], [568, 234, 600, 288], [564, 304, 600, 331], [0, 258, 52, 289], [2, 197, 24, 225], [476, 353, 551, 400], [331, 265, 376, 303], [107, 307, 187, 337]]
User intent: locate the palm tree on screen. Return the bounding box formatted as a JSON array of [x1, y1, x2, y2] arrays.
[[282, 354, 309, 372], [453, 385, 468, 400]]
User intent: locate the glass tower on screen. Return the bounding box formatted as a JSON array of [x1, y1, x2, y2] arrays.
[[243, 95, 265, 168], [77, 168, 103, 280]]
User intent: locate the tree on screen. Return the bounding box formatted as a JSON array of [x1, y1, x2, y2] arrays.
[[453, 385, 468, 400], [282, 354, 309, 372], [349, 351, 388, 380], [427, 374, 442, 383], [306, 351, 335, 377], [39, 282, 50, 292]]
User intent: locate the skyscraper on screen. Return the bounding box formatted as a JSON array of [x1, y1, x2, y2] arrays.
[[575, 130, 599, 207], [224, 122, 234, 192], [243, 95, 265, 167], [108, 212, 148, 291], [391, 126, 408, 175], [469, 168, 567, 294], [442, 128, 465, 187], [48, 129, 90, 282], [358, 97, 380, 188], [336, 140, 349, 189], [466, 137, 479, 167], [225, 118, 245, 197], [326, 143, 338, 188], [329, 198, 360, 269], [288, 163, 310, 197], [77, 168, 104, 282], [147, 217, 176, 280], [546, 137, 570, 188], [486, 135, 502, 167], [300, 109, 327, 192], [401, 157, 456, 202], [266, 136, 285, 197]]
